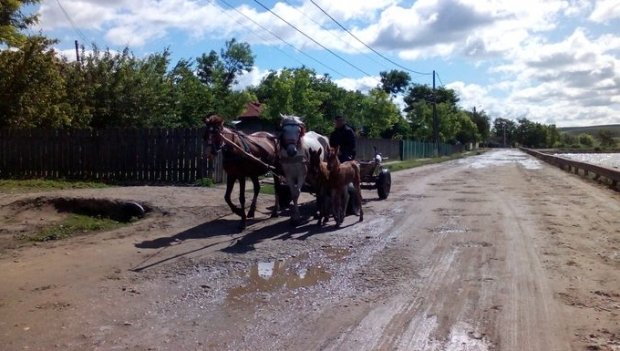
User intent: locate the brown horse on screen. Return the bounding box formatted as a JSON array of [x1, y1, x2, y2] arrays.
[[308, 147, 330, 225], [203, 114, 282, 229], [326, 146, 363, 226]]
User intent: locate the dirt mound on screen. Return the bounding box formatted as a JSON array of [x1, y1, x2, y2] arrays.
[[0, 196, 152, 252]]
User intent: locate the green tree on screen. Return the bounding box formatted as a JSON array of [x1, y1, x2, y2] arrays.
[[0, 36, 71, 128], [196, 38, 255, 118], [79, 46, 175, 128], [1, 0, 40, 46], [578, 133, 594, 147], [560, 133, 578, 147], [403, 84, 459, 112], [358, 88, 401, 138], [597, 130, 618, 148], [167, 59, 212, 127], [379, 69, 411, 96], [467, 108, 490, 142], [455, 111, 479, 144], [492, 118, 516, 146]]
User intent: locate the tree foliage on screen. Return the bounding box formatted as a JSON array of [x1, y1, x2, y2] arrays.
[[379, 69, 411, 96], [0, 0, 40, 46]]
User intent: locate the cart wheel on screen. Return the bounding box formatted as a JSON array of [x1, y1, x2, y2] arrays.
[[276, 183, 292, 208], [376, 169, 391, 199]]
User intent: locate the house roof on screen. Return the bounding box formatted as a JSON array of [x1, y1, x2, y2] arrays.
[[238, 102, 262, 119]]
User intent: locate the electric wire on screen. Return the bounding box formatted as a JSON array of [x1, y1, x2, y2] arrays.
[[213, 0, 306, 68], [55, 0, 90, 45], [253, 0, 376, 78], [280, 0, 390, 70], [217, 0, 347, 78], [308, 0, 432, 76]]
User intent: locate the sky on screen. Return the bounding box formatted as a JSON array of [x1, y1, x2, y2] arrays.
[[29, 0, 620, 127]]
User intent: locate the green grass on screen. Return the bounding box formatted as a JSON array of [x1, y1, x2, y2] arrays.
[[29, 214, 123, 242], [195, 177, 215, 187], [260, 183, 275, 195], [386, 151, 479, 172], [0, 179, 108, 191]]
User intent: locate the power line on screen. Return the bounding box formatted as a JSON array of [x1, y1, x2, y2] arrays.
[[214, 0, 306, 68], [253, 0, 376, 78], [55, 0, 90, 45], [217, 0, 347, 78], [308, 0, 432, 76], [435, 72, 445, 87], [280, 0, 390, 70]]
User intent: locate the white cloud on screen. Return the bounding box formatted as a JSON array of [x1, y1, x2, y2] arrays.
[[452, 28, 620, 126], [34, 0, 620, 127], [334, 76, 379, 92], [589, 0, 620, 23], [234, 66, 272, 91]]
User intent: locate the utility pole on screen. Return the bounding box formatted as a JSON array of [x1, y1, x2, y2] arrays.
[[432, 70, 438, 156], [74, 40, 80, 63], [503, 123, 507, 147]]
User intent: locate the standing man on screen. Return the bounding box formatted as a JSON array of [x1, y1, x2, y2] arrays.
[[329, 115, 357, 163]]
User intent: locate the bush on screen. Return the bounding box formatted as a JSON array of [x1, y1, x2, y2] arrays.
[[195, 177, 215, 187], [578, 134, 594, 147]]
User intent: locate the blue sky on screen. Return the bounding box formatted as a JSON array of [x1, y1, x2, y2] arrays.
[[30, 0, 620, 127]]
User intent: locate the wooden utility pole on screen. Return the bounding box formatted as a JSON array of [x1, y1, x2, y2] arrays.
[[432, 70, 438, 156], [74, 40, 80, 63]]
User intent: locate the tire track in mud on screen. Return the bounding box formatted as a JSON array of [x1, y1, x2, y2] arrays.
[[319, 163, 497, 351]]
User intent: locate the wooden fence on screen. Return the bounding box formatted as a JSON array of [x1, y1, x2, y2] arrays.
[[0, 128, 224, 183], [357, 138, 401, 161], [1, 128, 466, 184]]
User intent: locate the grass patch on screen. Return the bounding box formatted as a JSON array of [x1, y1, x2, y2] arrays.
[[29, 214, 124, 242], [386, 151, 479, 172], [0, 179, 107, 191], [260, 183, 275, 195], [195, 177, 215, 187]]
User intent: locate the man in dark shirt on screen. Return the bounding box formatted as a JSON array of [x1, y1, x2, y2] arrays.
[[329, 115, 356, 163]]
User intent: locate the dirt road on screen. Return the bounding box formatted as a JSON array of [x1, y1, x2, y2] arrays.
[[1, 149, 619, 350]]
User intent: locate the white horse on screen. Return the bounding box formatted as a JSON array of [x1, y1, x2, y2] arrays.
[[279, 115, 330, 224]]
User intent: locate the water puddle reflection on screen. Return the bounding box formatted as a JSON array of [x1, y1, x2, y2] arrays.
[[228, 259, 331, 300]]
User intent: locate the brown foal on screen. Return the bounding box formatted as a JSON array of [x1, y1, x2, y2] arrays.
[[308, 147, 331, 225], [326, 146, 363, 226]]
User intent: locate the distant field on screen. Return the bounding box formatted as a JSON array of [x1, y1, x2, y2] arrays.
[[558, 124, 620, 136]]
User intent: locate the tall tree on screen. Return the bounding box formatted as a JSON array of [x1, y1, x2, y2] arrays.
[[379, 69, 411, 96], [0, 36, 70, 128], [467, 108, 491, 142], [197, 38, 254, 90], [403, 84, 459, 112], [0, 0, 40, 46], [597, 129, 618, 148], [492, 118, 516, 146]]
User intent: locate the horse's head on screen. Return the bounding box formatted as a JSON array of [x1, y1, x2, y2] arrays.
[[203, 114, 225, 159], [326, 146, 340, 171], [280, 114, 306, 157], [308, 147, 322, 176]]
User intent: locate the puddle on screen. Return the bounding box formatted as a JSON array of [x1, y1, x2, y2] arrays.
[[227, 259, 331, 300], [460, 149, 542, 170]]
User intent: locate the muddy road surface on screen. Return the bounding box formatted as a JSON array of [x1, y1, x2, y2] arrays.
[[1, 149, 619, 350]]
